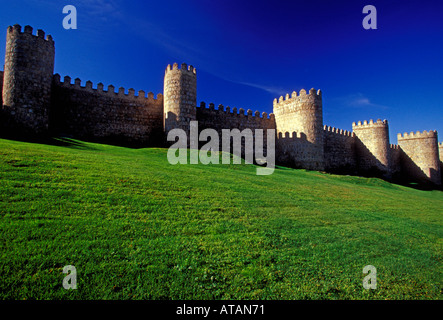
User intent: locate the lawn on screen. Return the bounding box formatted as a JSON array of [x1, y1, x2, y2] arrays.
[[0, 137, 441, 299]]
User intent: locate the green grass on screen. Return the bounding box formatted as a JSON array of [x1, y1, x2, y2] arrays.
[[0, 137, 442, 300]]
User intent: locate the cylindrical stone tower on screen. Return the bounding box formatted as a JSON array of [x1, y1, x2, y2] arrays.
[[2, 24, 55, 134], [352, 119, 391, 177], [439, 142, 443, 166], [163, 62, 197, 136], [273, 88, 324, 170], [397, 130, 441, 185]]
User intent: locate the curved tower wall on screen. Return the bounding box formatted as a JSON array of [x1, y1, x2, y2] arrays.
[[439, 142, 443, 181], [2, 24, 55, 134], [273, 88, 324, 170], [439, 142, 443, 166], [352, 119, 390, 176], [163, 62, 197, 135], [398, 130, 441, 185]]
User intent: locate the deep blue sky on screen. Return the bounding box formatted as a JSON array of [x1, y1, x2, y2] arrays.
[[0, 0, 442, 143]]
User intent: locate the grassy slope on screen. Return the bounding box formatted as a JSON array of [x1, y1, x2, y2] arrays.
[[0, 138, 441, 300]]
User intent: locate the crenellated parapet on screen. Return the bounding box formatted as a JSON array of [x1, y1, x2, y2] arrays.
[[323, 125, 354, 137], [352, 118, 388, 129], [397, 130, 437, 140], [7, 24, 54, 44], [197, 102, 274, 120], [273, 88, 322, 114], [165, 62, 196, 75], [1, 23, 441, 185], [53, 74, 163, 102], [2, 24, 55, 134], [195, 101, 276, 136], [50, 74, 164, 146], [272, 88, 323, 136], [278, 132, 299, 139], [396, 129, 440, 184]]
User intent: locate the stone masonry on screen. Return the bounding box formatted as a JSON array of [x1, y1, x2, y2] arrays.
[[352, 119, 391, 176], [2, 25, 54, 134], [397, 131, 441, 185], [0, 24, 441, 185], [50, 74, 164, 147]]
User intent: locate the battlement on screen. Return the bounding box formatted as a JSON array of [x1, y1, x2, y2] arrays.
[[352, 119, 388, 129], [273, 88, 322, 108], [7, 24, 54, 44], [197, 101, 274, 120], [397, 130, 438, 141], [1, 22, 441, 185], [165, 62, 196, 75], [277, 131, 309, 140], [323, 125, 354, 137], [53, 74, 163, 101]]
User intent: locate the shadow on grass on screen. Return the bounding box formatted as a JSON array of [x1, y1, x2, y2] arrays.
[[0, 131, 99, 151], [0, 132, 441, 192], [49, 137, 99, 151]]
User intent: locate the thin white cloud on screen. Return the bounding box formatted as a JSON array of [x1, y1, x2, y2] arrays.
[[24, 0, 122, 18], [76, 0, 121, 15], [33, 1, 286, 98], [74, 0, 124, 23], [232, 81, 287, 96], [335, 93, 389, 109], [93, 8, 283, 97]]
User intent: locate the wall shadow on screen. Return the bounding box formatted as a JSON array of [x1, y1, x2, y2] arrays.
[[391, 150, 442, 190], [353, 136, 390, 179], [1, 108, 441, 191]]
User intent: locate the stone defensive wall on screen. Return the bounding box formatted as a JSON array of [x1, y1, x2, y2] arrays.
[[272, 88, 322, 107], [274, 131, 318, 169], [2, 24, 54, 134], [1, 24, 442, 186], [397, 130, 437, 140], [397, 130, 441, 185], [272, 89, 324, 170], [195, 102, 276, 160], [439, 142, 443, 177], [352, 119, 391, 176], [51, 74, 164, 146], [439, 142, 443, 163], [323, 125, 357, 173], [0, 70, 3, 105], [164, 63, 197, 134], [196, 102, 275, 132], [272, 88, 322, 138], [389, 143, 402, 174]]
